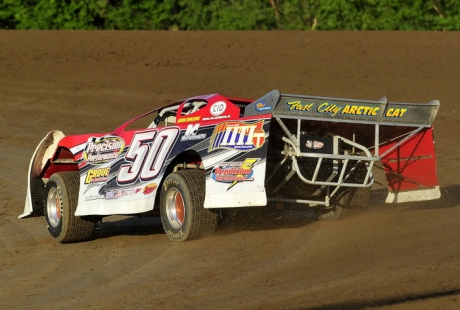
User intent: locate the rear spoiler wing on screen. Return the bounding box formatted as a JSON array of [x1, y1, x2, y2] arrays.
[[245, 89, 439, 127], [246, 90, 441, 204]]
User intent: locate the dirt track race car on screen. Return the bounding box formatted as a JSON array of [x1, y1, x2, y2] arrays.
[[20, 90, 441, 243]]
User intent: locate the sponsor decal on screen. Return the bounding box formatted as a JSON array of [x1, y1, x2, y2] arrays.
[[384, 108, 407, 117], [177, 116, 200, 123], [142, 183, 158, 195], [210, 101, 227, 116], [181, 123, 206, 141], [255, 101, 271, 112], [105, 190, 118, 199], [211, 158, 258, 190], [105, 188, 135, 199], [202, 115, 231, 121], [83, 136, 125, 164], [339, 104, 380, 116], [287, 101, 383, 117], [208, 120, 266, 152], [305, 140, 324, 150], [85, 167, 110, 184], [316, 102, 342, 116], [287, 101, 314, 111]]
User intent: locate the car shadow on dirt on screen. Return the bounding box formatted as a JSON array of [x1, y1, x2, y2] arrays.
[[93, 216, 164, 239], [92, 208, 319, 240], [302, 287, 460, 310], [215, 206, 319, 236]]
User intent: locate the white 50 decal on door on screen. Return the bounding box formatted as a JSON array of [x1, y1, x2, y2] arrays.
[[117, 128, 179, 185]]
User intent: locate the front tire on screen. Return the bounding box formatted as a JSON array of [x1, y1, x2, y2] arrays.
[[160, 169, 218, 242], [45, 172, 96, 243]]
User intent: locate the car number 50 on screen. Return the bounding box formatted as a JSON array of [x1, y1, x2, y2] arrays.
[[117, 128, 179, 184]]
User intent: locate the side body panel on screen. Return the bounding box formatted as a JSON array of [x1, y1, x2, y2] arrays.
[[69, 94, 272, 216], [71, 128, 180, 216], [379, 126, 440, 202], [202, 118, 271, 208]]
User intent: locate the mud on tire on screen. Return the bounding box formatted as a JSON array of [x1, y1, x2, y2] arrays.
[[160, 169, 218, 242], [45, 172, 96, 243]]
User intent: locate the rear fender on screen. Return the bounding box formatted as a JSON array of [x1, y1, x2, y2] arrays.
[[380, 126, 440, 203], [19, 130, 65, 219], [203, 116, 271, 208]]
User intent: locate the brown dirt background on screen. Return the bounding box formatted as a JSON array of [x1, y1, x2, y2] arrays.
[[1, 31, 460, 309]]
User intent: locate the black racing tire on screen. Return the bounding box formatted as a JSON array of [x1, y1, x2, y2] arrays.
[[160, 169, 218, 242], [346, 186, 372, 209], [317, 205, 346, 221], [44, 172, 96, 243], [317, 187, 371, 221]]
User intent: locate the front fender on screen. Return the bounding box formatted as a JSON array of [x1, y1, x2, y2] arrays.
[[19, 130, 65, 219]]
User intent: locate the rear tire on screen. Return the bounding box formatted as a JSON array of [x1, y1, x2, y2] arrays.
[[317, 205, 346, 221], [345, 186, 372, 209], [160, 169, 218, 242], [317, 187, 371, 221], [45, 172, 96, 243]]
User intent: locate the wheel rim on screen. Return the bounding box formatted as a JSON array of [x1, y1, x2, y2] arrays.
[[165, 188, 185, 229], [47, 187, 61, 228]]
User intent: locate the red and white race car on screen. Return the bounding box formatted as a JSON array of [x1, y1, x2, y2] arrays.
[[20, 90, 441, 243]]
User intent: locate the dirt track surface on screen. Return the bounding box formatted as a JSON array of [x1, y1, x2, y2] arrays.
[[1, 31, 460, 309]]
